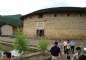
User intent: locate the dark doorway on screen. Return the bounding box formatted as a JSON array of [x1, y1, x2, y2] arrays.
[[36, 29, 44, 37]]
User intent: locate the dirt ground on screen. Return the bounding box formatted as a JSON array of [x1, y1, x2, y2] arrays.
[[0, 37, 86, 60]]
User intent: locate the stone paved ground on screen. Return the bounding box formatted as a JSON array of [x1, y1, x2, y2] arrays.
[[0, 37, 86, 60]]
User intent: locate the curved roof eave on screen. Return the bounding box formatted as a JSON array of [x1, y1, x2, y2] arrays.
[[20, 7, 86, 20]]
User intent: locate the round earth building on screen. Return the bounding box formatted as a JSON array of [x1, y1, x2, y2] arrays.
[[21, 7, 86, 39]]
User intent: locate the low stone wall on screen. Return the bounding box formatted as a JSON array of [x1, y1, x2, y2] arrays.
[[11, 52, 49, 60]]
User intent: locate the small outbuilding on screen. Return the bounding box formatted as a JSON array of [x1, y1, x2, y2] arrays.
[[1, 25, 13, 36], [0, 24, 23, 36]]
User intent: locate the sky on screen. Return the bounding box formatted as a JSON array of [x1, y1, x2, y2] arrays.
[[0, 0, 86, 15]]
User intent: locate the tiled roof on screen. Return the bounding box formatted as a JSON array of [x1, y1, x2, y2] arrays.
[[20, 7, 86, 20]]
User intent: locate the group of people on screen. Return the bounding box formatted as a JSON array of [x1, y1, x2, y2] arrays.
[[49, 40, 86, 60], [61, 40, 75, 54], [63, 40, 75, 60], [1, 40, 86, 60]]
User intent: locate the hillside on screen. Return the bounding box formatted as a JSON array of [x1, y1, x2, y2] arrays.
[[0, 14, 23, 27]]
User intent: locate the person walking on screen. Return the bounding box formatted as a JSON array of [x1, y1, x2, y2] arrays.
[[63, 40, 67, 54], [70, 40, 75, 54], [58, 40, 62, 50], [50, 42, 62, 60], [66, 40, 71, 60]]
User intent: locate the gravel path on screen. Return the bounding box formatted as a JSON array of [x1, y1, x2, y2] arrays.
[[0, 37, 86, 60]]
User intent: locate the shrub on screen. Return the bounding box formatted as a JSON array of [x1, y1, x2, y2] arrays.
[[38, 37, 50, 54], [13, 29, 29, 53], [0, 43, 4, 51], [0, 43, 4, 58]]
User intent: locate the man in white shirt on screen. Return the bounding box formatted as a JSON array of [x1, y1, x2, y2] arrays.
[[72, 47, 82, 60], [63, 40, 67, 54]]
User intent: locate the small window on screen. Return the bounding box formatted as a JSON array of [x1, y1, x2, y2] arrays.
[[39, 14, 43, 18], [50, 14, 51, 17], [80, 14, 82, 17], [30, 16, 32, 19], [67, 14, 70, 16], [54, 14, 57, 17], [50, 15, 51, 17]]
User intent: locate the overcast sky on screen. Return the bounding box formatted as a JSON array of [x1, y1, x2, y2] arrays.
[[0, 0, 86, 15]]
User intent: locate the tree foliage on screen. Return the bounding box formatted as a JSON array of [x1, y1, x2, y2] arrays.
[[0, 14, 23, 27], [38, 37, 50, 54], [13, 29, 28, 53]]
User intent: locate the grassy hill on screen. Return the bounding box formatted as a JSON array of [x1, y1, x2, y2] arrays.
[[0, 14, 23, 27]]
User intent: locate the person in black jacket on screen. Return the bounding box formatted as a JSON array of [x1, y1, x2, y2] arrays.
[[50, 42, 62, 60]]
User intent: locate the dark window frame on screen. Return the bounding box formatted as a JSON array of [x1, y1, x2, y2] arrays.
[[80, 13, 82, 17], [38, 14, 43, 18], [30, 16, 32, 19], [67, 13, 70, 16], [54, 14, 57, 17]]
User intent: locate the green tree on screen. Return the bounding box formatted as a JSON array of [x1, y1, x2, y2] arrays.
[[13, 30, 28, 53], [0, 15, 23, 27], [38, 37, 50, 54]]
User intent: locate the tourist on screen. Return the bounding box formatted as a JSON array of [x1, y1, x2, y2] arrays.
[[66, 40, 71, 60], [71, 47, 82, 60], [66, 40, 70, 54], [58, 40, 62, 50], [70, 40, 75, 54], [2, 52, 11, 60], [63, 40, 67, 54], [50, 42, 62, 60]]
